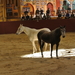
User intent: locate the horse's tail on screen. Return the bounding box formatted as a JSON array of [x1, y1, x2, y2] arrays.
[[37, 30, 45, 48], [37, 31, 45, 57], [37, 32, 41, 47]]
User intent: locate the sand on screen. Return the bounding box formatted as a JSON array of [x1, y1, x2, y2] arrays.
[[0, 32, 75, 75]]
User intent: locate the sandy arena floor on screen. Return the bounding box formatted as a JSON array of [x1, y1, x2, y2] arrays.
[[0, 32, 75, 75]]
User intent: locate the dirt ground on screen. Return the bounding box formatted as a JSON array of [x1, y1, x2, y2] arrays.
[[0, 32, 75, 75]]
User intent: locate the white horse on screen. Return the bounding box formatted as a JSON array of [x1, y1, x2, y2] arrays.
[[16, 24, 51, 53]]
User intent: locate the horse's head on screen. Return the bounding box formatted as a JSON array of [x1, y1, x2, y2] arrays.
[[16, 24, 24, 35], [60, 26, 66, 38]]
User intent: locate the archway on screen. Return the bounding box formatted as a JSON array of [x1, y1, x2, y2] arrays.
[[56, 0, 60, 10], [47, 3, 54, 16], [22, 3, 34, 15]]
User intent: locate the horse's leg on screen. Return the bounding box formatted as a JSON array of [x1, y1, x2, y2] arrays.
[[38, 39, 43, 57], [49, 44, 51, 51], [38, 37, 42, 51], [44, 43, 47, 51], [40, 41, 45, 58], [32, 41, 37, 53], [40, 46, 43, 58], [56, 43, 59, 59], [51, 44, 53, 58], [37, 35, 44, 57], [49, 44, 51, 56], [34, 41, 37, 52]]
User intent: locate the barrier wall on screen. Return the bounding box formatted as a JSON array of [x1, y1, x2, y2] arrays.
[[0, 19, 75, 34]]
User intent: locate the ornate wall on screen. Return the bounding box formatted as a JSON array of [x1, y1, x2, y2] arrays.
[[0, 0, 5, 21], [20, 0, 75, 16], [0, 0, 75, 22], [0, 0, 20, 22], [20, 0, 58, 16]]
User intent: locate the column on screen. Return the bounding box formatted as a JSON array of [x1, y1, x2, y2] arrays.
[[60, 1, 63, 10], [7, 0, 9, 4], [3, 0, 7, 21], [0, 0, 1, 3]]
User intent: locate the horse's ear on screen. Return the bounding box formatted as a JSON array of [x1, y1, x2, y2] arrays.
[[60, 25, 65, 28], [20, 24, 23, 26], [64, 25, 65, 28], [60, 25, 62, 28]]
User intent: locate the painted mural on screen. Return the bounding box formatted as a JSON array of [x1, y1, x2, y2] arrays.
[[20, 0, 75, 16]]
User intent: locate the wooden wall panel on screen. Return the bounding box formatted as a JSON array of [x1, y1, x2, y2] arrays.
[[0, 19, 75, 34]]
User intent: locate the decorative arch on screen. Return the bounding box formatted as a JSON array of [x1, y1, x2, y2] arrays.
[[47, 2, 54, 16], [56, 0, 60, 10], [22, 3, 34, 15]]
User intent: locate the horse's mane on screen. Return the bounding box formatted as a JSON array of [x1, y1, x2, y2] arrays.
[[50, 27, 61, 36], [52, 27, 60, 32], [23, 25, 36, 30]]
